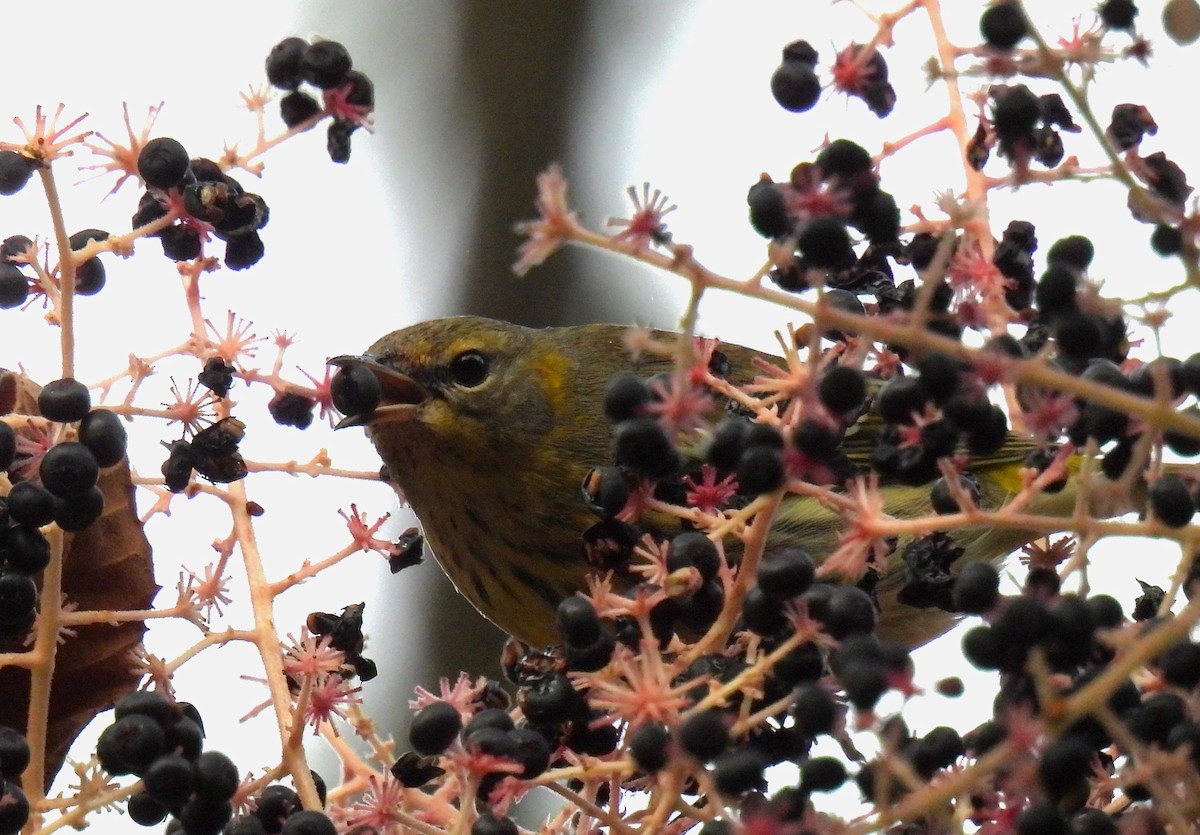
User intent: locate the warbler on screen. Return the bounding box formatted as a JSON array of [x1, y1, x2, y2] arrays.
[[332, 316, 1110, 648]]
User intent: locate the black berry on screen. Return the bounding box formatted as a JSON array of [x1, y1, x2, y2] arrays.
[[138, 138, 191, 190], [39, 442, 100, 497], [0, 151, 34, 196], [37, 377, 91, 423]]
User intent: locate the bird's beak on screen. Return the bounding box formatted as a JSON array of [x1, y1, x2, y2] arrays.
[[327, 355, 429, 429]]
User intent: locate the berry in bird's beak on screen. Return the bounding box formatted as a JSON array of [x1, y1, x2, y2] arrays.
[[327, 355, 427, 428]]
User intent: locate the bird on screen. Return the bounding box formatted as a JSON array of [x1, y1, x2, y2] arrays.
[[330, 316, 1119, 649]]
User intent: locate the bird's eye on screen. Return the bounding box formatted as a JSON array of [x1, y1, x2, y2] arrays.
[[448, 350, 489, 387]]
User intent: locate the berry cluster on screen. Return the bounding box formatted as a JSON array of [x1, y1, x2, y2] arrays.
[[406, 675, 624, 835], [770, 39, 896, 118], [0, 379, 127, 639], [748, 138, 900, 284], [95, 691, 241, 835], [132, 141, 271, 270], [304, 603, 378, 683], [264, 37, 375, 163], [0, 727, 30, 835], [222, 786, 334, 835], [160, 418, 248, 493]]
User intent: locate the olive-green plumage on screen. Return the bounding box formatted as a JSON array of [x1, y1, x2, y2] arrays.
[[339, 316, 1089, 647]]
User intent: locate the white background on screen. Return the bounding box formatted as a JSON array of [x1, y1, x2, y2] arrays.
[[0, 1, 1196, 829]]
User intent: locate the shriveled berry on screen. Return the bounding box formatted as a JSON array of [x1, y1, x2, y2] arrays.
[[519, 673, 579, 724], [79, 408, 128, 467], [5, 481, 55, 527], [39, 442, 99, 497], [327, 119, 356, 164], [198, 358, 236, 398], [268, 392, 316, 430], [37, 377, 91, 423], [224, 231, 265, 270], [160, 225, 202, 261], [138, 138, 191, 190]]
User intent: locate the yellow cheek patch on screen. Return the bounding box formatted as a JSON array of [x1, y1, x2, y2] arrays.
[[531, 349, 570, 416]]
